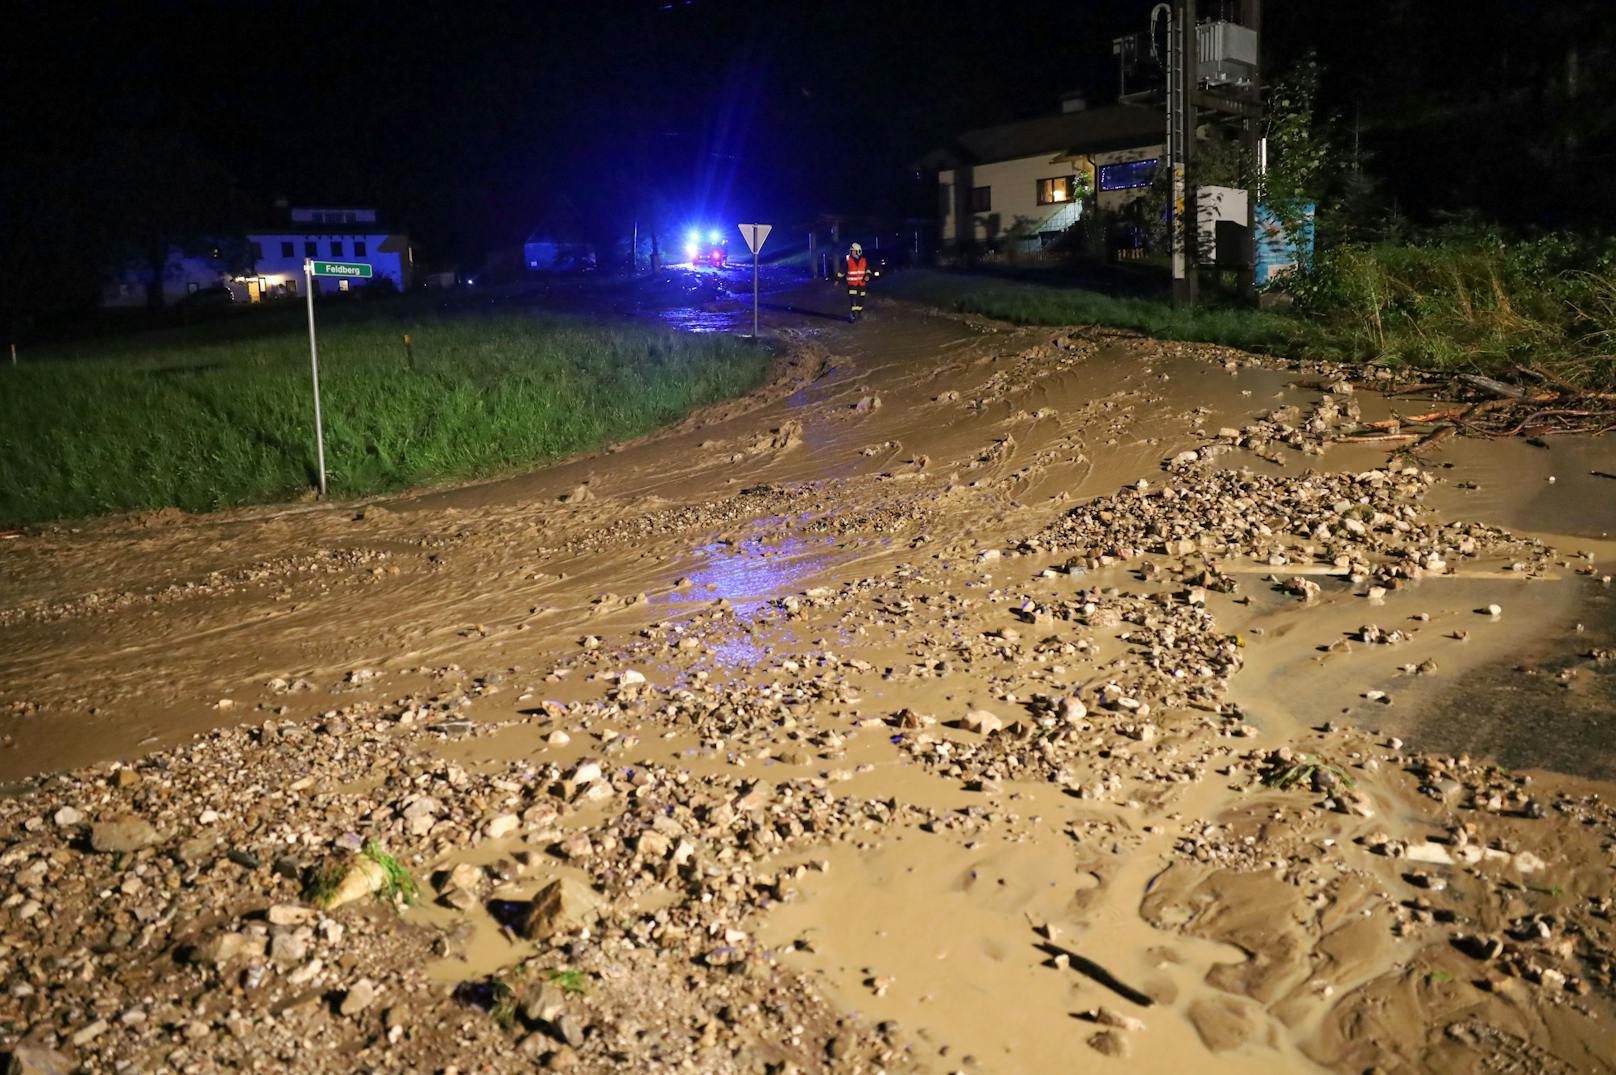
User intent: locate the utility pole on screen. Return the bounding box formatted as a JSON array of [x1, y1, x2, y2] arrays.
[[1181, 0, 1199, 306], [1238, 0, 1263, 302], [1164, 0, 1196, 307]]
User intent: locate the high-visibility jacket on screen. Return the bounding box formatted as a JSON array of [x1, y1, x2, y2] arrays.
[[844, 255, 869, 286]]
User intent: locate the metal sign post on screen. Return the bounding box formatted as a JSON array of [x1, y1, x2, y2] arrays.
[[302, 261, 328, 497], [299, 259, 372, 497], [738, 224, 772, 337]]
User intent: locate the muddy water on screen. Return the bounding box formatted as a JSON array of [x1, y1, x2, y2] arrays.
[[4, 298, 1616, 1072]]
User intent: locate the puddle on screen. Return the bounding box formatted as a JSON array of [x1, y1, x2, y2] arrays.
[[1400, 580, 1616, 779]]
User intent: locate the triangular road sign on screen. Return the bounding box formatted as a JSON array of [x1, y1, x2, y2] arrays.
[[738, 224, 772, 254]]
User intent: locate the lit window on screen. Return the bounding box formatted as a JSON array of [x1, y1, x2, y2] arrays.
[[354, 240, 367, 257], [968, 186, 991, 213], [330, 240, 344, 257], [1037, 177, 1075, 205], [1098, 159, 1158, 191]]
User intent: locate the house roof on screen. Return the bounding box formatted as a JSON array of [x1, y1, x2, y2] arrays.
[[916, 104, 1165, 170]]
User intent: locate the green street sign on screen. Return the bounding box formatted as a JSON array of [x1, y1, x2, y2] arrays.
[[309, 260, 373, 278]]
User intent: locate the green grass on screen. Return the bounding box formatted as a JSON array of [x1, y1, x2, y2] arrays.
[[547, 967, 588, 995], [890, 235, 1616, 391], [363, 840, 420, 906], [0, 307, 771, 526], [885, 269, 1303, 353]]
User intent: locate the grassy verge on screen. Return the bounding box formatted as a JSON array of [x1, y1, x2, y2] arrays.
[[887, 234, 1616, 390], [883, 269, 1303, 353], [0, 309, 771, 526]]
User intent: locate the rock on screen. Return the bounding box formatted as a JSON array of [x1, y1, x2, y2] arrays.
[[1087, 1030, 1129, 1057], [1513, 850, 1546, 873], [554, 1013, 585, 1047], [1339, 790, 1376, 818], [1085, 1007, 1146, 1032], [190, 932, 262, 966], [175, 835, 218, 865], [89, 816, 158, 854], [486, 813, 520, 839], [635, 831, 671, 859], [618, 670, 646, 687], [1405, 843, 1454, 865], [287, 958, 324, 985], [313, 854, 388, 911], [340, 979, 377, 1016], [524, 983, 566, 1024], [267, 904, 315, 926], [1059, 696, 1088, 722], [52, 806, 82, 828], [570, 761, 604, 786], [962, 709, 1003, 735], [543, 1046, 578, 1071], [270, 931, 309, 965], [4, 1041, 75, 1075], [441, 862, 482, 893], [516, 877, 604, 940]]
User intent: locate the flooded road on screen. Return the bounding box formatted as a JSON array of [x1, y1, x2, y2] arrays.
[[2, 288, 1615, 1074]]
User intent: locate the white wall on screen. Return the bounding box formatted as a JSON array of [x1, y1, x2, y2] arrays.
[[245, 232, 413, 296], [940, 143, 1164, 249]]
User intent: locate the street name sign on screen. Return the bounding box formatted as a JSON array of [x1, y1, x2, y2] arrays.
[[310, 260, 373, 278]]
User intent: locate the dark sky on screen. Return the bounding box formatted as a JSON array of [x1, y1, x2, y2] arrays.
[[4, 1, 1614, 323]]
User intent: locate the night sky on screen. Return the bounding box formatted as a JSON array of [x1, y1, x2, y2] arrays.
[[4, 1, 1613, 326]]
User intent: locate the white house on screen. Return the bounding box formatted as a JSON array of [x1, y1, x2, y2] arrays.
[[242, 207, 414, 300], [920, 98, 1165, 255]]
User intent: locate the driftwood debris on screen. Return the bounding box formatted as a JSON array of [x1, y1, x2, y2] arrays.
[[1342, 365, 1616, 452]]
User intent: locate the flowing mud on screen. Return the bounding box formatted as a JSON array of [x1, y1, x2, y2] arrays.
[[2, 292, 1615, 1073]]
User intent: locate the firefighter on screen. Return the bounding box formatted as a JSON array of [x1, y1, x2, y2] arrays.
[[838, 242, 869, 322]]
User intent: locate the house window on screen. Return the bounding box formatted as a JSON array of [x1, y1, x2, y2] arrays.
[[938, 183, 952, 217], [280, 241, 293, 257], [354, 240, 367, 257], [304, 240, 317, 257], [330, 240, 344, 257], [1036, 177, 1075, 205], [968, 186, 991, 213], [250, 241, 263, 259], [1098, 159, 1158, 191]]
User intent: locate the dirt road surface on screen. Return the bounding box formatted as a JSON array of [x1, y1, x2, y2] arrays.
[[3, 288, 1615, 1073]]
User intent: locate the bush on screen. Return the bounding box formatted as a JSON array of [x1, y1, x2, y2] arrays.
[[1284, 230, 1616, 381]]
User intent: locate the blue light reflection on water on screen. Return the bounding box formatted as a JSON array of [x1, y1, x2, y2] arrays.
[[658, 533, 836, 616], [651, 532, 849, 675]]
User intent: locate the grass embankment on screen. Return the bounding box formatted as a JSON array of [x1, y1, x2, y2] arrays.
[[883, 269, 1300, 352], [0, 310, 771, 526], [889, 234, 1616, 389]]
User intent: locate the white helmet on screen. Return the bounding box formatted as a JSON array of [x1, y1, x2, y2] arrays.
[[850, 242, 863, 255]]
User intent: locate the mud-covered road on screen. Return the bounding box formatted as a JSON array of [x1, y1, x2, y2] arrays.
[[2, 284, 1615, 1073]]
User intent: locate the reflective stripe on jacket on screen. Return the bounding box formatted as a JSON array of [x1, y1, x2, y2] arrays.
[[845, 255, 868, 286]]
